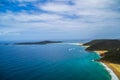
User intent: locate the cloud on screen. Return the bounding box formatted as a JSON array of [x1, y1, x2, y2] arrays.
[[0, 0, 120, 40], [13, 0, 38, 2], [0, 31, 21, 36], [38, 0, 120, 19], [39, 2, 72, 12], [0, 12, 63, 22]]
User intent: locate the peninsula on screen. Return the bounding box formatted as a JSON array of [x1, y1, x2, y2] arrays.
[[83, 39, 120, 79]]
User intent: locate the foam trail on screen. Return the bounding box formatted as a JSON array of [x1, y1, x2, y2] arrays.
[[101, 62, 119, 80]]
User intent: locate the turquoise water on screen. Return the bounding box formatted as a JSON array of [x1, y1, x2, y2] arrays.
[[0, 43, 111, 80]]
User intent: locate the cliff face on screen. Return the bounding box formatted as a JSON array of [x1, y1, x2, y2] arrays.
[[83, 39, 120, 64]]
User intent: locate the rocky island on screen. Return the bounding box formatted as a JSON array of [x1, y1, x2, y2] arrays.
[[83, 39, 120, 79]]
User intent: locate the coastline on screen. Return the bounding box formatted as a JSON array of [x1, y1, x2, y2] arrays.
[[95, 51, 120, 80], [66, 43, 84, 46], [101, 61, 120, 80], [94, 51, 108, 56], [101, 62, 119, 80]]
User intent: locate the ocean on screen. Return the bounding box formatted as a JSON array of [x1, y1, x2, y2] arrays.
[[0, 43, 112, 80]]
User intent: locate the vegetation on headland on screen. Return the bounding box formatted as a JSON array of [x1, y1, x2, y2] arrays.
[[14, 41, 62, 45], [83, 39, 120, 64]]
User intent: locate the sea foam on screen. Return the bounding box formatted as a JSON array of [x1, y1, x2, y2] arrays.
[[101, 62, 119, 80], [65, 43, 82, 46]]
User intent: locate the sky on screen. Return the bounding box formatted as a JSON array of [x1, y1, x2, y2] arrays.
[[0, 0, 120, 41]]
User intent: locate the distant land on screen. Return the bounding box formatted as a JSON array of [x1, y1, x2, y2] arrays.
[[14, 41, 62, 45], [83, 39, 120, 79]]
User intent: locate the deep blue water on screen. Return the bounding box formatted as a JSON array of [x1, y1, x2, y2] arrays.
[[0, 43, 111, 80]]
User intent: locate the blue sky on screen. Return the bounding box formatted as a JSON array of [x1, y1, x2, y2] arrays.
[[0, 0, 120, 41]]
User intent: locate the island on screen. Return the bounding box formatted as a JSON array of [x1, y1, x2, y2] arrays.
[[14, 40, 62, 45], [83, 39, 120, 79]]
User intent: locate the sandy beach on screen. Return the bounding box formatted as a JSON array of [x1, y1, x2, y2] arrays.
[[102, 61, 120, 79], [95, 51, 108, 56], [96, 51, 120, 80]]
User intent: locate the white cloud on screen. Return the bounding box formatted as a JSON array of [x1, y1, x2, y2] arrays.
[[0, 0, 120, 38], [38, 0, 120, 18], [39, 2, 72, 12], [14, 0, 37, 2], [0, 12, 63, 22]]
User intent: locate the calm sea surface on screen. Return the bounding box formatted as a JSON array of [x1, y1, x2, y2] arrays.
[[0, 43, 111, 80]]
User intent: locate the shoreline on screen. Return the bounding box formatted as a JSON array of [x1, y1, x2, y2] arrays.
[[101, 62, 119, 80], [102, 61, 120, 80], [94, 51, 108, 56], [95, 51, 120, 80], [66, 43, 84, 46]]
